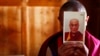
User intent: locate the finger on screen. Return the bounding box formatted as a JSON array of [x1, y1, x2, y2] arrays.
[[64, 48, 74, 56], [59, 42, 83, 53], [64, 42, 83, 48], [59, 43, 74, 51], [59, 48, 74, 56], [75, 49, 86, 56], [58, 47, 73, 54], [75, 43, 88, 55]]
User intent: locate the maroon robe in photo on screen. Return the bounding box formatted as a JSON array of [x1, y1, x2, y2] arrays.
[[65, 31, 83, 41]]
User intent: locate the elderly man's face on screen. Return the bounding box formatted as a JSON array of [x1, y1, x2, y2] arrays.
[[69, 19, 79, 33]]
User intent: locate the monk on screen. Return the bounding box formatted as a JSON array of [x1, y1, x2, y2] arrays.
[[65, 19, 83, 41], [38, 0, 100, 56]]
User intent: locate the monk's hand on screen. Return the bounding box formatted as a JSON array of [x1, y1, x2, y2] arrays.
[[58, 42, 89, 56]]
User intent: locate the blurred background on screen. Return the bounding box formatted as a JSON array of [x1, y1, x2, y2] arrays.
[[0, 0, 100, 56]]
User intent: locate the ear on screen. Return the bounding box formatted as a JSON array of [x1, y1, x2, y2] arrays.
[[86, 16, 89, 22], [85, 16, 89, 26]]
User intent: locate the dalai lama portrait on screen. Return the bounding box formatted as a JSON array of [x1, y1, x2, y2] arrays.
[[65, 18, 83, 41]]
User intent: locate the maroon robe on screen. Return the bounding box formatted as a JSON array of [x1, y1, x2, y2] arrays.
[[38, 31, 100, 56], [65, 31, 83, 41], [58, 31, 100, 56]]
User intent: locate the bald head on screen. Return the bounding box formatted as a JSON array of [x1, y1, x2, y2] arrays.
[[58, 0, 87, 26], [69, 19, 79, 33], [70, 19, 79, 25]]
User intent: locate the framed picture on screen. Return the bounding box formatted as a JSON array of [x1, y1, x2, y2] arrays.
[[63, 11, 86, 43]]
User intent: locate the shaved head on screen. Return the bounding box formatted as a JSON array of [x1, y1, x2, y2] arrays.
[[58, 0, 87, 26]]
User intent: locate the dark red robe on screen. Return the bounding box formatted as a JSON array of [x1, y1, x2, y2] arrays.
[[65, 31, 83, 41], [58, 31, 100, 56], [38, 31, 100, 56]]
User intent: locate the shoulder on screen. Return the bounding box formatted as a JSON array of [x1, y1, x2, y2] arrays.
[[49, 31, 63, 39], [44, 31, 63, 45], [86, 31, 100, 45], [86, 31, 100, 56], [38, 31, 63, 56]]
